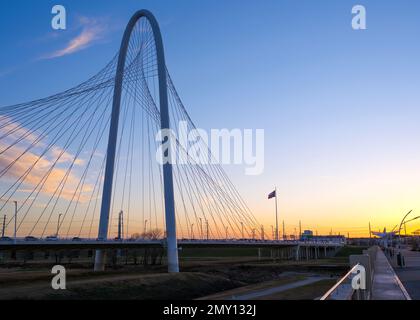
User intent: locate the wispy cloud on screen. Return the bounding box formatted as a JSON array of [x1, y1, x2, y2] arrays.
[[0, 115, 41, 145], [43, 16, 107, 59], [0, 68, 15, 79], [0, 142, 93, 202], [0, 117, 92, 202]]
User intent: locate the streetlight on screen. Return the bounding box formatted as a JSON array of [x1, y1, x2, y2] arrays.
[[1, 199, 18, 243], [403, 216, 420, 236], [398, 210, 413, 247], [13, 201, 17, 244], [199, 218, 203, 240], [1, 215, 6, 238], [56, 213, 63, 237], [144, 220, 148, 236]]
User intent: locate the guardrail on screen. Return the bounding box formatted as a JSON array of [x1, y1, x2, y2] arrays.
[[320, 263, 362, 300]]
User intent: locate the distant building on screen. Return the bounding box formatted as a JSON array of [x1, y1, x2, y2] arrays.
[[301, 230, 314, 240], [300, 230, 346, 244]]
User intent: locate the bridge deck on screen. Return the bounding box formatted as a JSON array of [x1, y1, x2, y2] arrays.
[[0, 240, 343, 251], [371, 249, 410, 300]]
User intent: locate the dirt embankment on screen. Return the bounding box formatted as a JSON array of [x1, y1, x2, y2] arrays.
[[0, 260, 347, 300], [0, 272, 240, 300]]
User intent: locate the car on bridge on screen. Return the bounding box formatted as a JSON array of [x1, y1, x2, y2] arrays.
[[46, 236, 59, 241], [72, 237, 83, 242], [24, 236, 39, 242], [0, 236, 13, 242]]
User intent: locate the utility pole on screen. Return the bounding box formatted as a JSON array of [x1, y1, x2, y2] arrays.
[[299, 220, 302, 239], [199, 218, 203, 240], [1, 215, 6, 238], [206, 220, 209, 240], [56, 213, 63, 237], [252, 228, 256, 240], [0, 200, 18, 243], [225, 226, 229, 240], [369, 222, 372, 239], [275, 188, 279, 240], [274, 187, 279, 240], [271, 225, 274, 240], [191, 224, 194, 240], [144, 220, 148, 236], [261, 225, 265, 240], [282, 220, 285, 240], [117, 211, 123, 240], [241, 222, 244, 239], [14, 201, 17, 244]]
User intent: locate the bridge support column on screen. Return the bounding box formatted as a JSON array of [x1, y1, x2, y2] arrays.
[[94, 250, 107, 271], [295, 245, 300, 261]]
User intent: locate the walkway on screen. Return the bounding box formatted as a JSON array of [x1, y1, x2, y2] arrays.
[[395, 248, 420, 300], [229, 276, 328, 300], [371, 249, 410, 300]]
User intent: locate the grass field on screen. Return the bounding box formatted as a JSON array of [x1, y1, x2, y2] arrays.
[[334, 246, 369, 257]]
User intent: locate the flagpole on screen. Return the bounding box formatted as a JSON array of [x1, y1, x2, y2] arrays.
[[275, 187, 279, 241]]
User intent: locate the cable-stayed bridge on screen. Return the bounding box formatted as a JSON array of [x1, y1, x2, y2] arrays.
[[0, 10, 342, 272]]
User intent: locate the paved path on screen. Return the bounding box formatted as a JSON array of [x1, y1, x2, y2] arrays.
[[371, 249, 410, 300], [395, 249, 420, 300], [229, 276, 328, 300]]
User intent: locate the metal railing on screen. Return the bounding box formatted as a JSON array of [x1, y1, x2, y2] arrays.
[[320, 263, 361, 300], [321, 246, 379, 300]]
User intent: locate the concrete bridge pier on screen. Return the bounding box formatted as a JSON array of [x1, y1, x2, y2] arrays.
[[94, 250, 107, 272], [295, 245, 300, 261]]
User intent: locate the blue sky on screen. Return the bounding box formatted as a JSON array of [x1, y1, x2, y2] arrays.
[[1, 0, 420, 235]]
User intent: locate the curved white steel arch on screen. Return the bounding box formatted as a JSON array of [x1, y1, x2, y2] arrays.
[[94, 10, 179, 272]]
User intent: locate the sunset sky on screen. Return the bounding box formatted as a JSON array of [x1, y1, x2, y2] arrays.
[[1, 0, 420, 237]]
